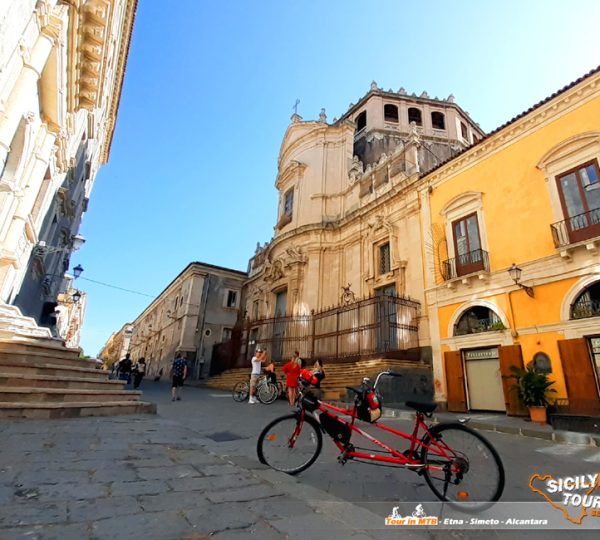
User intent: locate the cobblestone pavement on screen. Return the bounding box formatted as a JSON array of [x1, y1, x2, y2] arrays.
[[0, 383, 599, 539]]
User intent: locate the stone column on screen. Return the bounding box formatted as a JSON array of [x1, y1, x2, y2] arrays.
[[0, 20, 61, 167]]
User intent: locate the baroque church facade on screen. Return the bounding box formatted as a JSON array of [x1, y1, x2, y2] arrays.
[[243, 82, 483, 367]]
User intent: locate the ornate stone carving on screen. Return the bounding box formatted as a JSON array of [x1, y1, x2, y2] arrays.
[[264, 259, 284, 283], [408, 121, 421, 145], [285, 245, 306, 264], [447, 94, 455, 103], [341, 284, 356, 305], [370, 80, 378, 91], [319, 108, 327, 123], [290, 113, 302, 123], [348, 156, 364, 184], [420, 91, 429, 98], [398, 87, 406, 95]]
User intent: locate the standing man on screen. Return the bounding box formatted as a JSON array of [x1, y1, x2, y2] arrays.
[[118, 353, 133, 384], [249, 347, 266, 404], [171, 352, 188, 402]]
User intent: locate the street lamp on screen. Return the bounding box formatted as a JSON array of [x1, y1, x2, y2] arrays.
[[35, 234, 86, 255], [73, 264, 84, 279], [508, 263, 534, 298], [72, 290, 82, 303]]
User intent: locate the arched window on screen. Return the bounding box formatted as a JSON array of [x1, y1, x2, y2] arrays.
[[431, 111, 445, 130], [408, 107, 422, 126], [356, 111, 367, 131], [571, 281, 600, 319], [454, 306, 503, 336], [384, 104, 399, 123]]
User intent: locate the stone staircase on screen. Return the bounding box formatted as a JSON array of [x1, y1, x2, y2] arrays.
[[0, 338, 156, 419], [206, 358, 429, 401]]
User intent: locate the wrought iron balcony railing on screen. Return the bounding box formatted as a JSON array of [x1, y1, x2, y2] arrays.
[[550, 207, 600, 248], [441, 248, 490, 281], [454, 317, 506, 336], [571, 299, 600, 320]]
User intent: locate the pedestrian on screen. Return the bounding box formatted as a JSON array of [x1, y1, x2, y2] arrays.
[[311, 358, 326, 400], [264, 358, 277, 385], [282, 351, 302, 406], [132, 357, 146, 389], [249, 347, 266, 404], [171, 352, 188, 401], [118, 353, 133, 384]]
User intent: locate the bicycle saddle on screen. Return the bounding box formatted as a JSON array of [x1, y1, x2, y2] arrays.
[[346, 386, 364, 396], [405, 401, 437, 414]]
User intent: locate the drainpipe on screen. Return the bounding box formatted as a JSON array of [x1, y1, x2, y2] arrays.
[[507, 289, 519, 340], [195, 274, 211, 378]]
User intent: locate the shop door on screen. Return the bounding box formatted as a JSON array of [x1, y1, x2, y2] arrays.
[[498, 344, 527, 416], [558, 338, 600, 414], [464, 348, 506, 412], [444, 350, 467, 412]]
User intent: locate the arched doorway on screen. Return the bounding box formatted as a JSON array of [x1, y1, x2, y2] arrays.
[[444, 303, 522, 414]]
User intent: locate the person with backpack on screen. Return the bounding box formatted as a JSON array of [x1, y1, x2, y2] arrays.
[[170, 352, 188, 401], [132, 357, 146, 389], [118, 353, 133, 384], [311, 358, 326, 399]]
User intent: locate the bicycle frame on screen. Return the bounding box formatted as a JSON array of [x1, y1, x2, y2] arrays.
[[301, 395, 456, 473]]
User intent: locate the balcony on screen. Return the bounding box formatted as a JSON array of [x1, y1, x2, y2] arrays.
[[551, 208, 600, 248], [441, 249, 490, 281]]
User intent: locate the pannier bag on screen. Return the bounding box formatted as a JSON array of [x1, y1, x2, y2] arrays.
[[319, 411, 351, 446], [301, 391, 319, 412], [299, 369, 319, 386], [356, 390, 382, 423]]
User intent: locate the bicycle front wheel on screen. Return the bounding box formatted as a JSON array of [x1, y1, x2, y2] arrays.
[[420, 423, 504, 510], [257, 413, 322, 474], [258, 382, 278, 404], [232, 381, 249, 402]]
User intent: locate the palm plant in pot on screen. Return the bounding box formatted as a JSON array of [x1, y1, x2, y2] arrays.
[[510, 365, 557, 424]]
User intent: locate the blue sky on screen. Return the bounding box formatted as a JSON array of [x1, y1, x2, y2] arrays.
[[77, 0, 600, 356]]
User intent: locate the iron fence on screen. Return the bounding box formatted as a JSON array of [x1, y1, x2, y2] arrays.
[[241, 294, 421, 365]]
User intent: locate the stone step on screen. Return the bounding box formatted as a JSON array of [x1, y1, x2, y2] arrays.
[[0, 387, 142, 403], [0, 400, 157, 419], [0, 338, 82, 358], [0, 372, 125, 390], [0, 361, 111, 380], [0, 351, 96, 369]]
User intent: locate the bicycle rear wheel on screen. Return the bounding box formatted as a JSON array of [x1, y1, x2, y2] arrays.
[[258, 382, 278, 404], [232, 381, 249, 402], [257, 413, 322, 474], [420, 423, 504, 510]]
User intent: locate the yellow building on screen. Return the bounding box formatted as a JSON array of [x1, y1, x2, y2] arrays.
[[420, 66, 600, 417]]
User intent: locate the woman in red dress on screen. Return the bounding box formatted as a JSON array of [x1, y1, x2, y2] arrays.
[[282, 351, 302, 406]]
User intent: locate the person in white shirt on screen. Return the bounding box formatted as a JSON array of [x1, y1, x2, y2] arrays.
[[249, 347, 266, 404]]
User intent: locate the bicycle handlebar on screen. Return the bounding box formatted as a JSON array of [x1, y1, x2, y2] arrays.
[[373, 369, 403, 390]]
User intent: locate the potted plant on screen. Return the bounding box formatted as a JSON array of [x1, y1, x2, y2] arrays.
[[510, 365, 557, 424]]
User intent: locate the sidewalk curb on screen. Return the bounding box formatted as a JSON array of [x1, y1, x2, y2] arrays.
[[381, 408, 599, 447]]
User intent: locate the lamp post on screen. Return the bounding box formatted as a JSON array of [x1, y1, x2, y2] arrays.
[[35, 234, 86, 255], [508, 263, 535, 298]]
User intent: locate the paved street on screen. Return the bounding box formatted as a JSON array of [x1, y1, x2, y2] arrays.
[[0, 381, 599, 539]]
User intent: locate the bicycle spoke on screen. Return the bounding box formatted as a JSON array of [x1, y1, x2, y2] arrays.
[[257, 414, 322, 474], [421, 424, 504, 509]]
